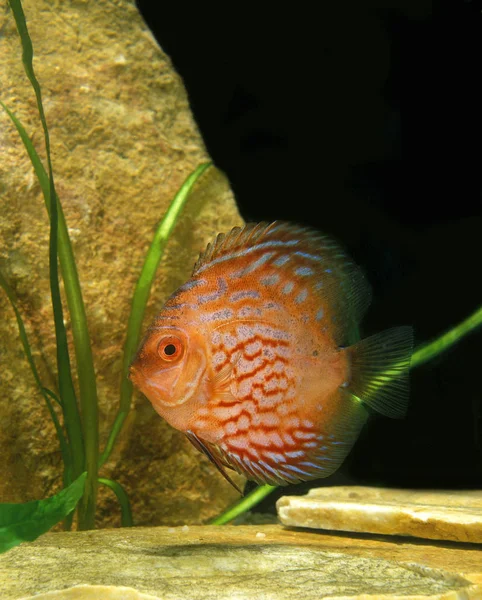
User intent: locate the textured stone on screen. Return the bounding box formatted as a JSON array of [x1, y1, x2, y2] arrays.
[[277, 486, 482, 543], [1, 525, 480, 600], [18, 588, 160, 600], [0, 0, 244, 526]]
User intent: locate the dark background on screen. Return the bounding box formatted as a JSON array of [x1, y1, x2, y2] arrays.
[[136, 0, 482, 506]]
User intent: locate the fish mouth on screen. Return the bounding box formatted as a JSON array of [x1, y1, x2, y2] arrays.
[[129, 363, 168, 406], [129, 363, 162, 399], [185, 430, 244, 495]]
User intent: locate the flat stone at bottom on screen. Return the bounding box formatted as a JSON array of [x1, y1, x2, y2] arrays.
[[0, 526, 480, 600], [277, 486, 482, 543], [17, 587, 159, 600]]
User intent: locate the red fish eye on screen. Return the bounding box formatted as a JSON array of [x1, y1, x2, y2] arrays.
[[157, 335, 184, 362]]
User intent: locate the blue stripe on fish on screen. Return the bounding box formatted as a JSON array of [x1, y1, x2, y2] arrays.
[[177, 278, 207, 292], [293, 250, 324, 263], [230, 290, 261, 302], [196, 277, 228, 304], [231, 251, 276, 277], [273, 255, 291, 267], [194, 239, 301, 275], [200, 309, 234, 322], [294, 266, 314, 276], [260, 274, 280, 286]]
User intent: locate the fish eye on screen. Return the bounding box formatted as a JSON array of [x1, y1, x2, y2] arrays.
[[157, 335, 184, 362]]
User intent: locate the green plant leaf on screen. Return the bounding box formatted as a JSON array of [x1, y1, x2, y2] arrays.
[[0, 269, 72, 488], [100, 162, 212, 467], [8, 0, 98, 529], [209, 485, 277, 525], [0, 472, 87, 554], [0, 101, 97, 476], [411, 305, 482, 368], [98, 478, 133, 527], [0, 105, 95, 443], [0, 100, 84, 479], [0, 101, 49, 197]]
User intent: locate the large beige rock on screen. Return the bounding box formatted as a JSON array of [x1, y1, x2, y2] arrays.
[[277, 486, 482, 543], [0, 525, 480, 600], [0, 0, 244, 526]]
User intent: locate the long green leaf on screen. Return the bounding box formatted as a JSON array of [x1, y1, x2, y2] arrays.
[[0, 472, 87, 554], [98, 478, 133, 527], [8, 0, 85, 480], [42, 386, 62, 408], [0, 269, 72, 488], [1, 99, 90, 509], [0, 103, 96, 425], [209, 485, 277, 525], [100, 162, 212, 466], [411, 305, 482, 368], [0, 101, 49, 195], [8, 0, 98, 528]]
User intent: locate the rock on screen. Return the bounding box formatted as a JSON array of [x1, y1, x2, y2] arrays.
[[14, 587, 160, 600], [277, 486, 482, 543], [0, 0, 244, 526], [0, 525, 480, 600]]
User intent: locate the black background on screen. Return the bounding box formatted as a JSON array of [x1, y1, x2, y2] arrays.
[[136, 0, 482, 507]]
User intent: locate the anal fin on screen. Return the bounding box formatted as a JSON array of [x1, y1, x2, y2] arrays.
[[185, 430, 244, 495]]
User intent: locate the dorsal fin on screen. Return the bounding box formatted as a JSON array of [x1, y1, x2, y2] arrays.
[[192, 222, 274, 275], [192, 221, 372, 345]]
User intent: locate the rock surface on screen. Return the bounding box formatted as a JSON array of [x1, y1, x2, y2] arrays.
[[277, 486, 482, 543], [1, 525, 480, 600], [0, 0, 244, 526]]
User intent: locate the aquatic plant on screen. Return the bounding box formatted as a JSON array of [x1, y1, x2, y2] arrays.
[[0, 0, 211, 552]]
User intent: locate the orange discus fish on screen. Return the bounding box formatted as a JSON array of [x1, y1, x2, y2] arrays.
[[129, 221, 413, 493]]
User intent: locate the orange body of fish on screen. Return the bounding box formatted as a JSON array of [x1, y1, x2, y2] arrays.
[[130, 222, 413, 492]]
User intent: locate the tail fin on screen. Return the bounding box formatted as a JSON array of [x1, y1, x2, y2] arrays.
[[346, 326, 414, 418]]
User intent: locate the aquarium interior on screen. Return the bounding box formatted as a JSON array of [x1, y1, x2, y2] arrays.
[[0, 0, 481, 598]]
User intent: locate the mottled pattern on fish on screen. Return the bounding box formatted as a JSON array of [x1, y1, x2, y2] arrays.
[[130, 222, 413, 490]]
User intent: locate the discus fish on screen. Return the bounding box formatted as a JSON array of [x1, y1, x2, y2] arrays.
[[130, 221, 413, 493]]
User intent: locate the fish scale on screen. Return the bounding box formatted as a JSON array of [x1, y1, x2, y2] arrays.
[[130, 221, 413, 492], [206, 319, 305, 478]]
